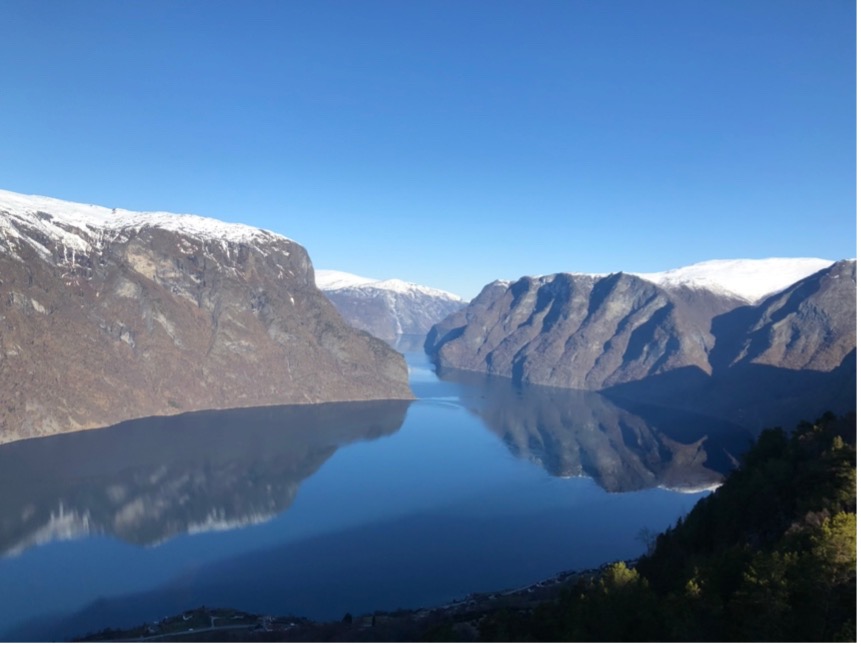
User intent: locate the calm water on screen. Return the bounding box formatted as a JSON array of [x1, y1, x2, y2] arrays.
[[0, 341, 753, 640]]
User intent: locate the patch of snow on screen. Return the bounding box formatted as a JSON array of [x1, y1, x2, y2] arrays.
[[373, 278, 463, 301], [315, 269, 380, 290], [634, 258, 834, 303]]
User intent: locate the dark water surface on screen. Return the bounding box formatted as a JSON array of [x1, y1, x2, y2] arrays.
[[0, 342, 753, 639]]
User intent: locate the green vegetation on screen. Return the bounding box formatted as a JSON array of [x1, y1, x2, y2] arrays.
[[477, 412, 857, 642]]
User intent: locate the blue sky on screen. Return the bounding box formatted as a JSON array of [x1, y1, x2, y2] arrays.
[[0, 0, 855, 298]]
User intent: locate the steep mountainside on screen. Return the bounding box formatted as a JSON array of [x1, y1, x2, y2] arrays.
[[426, 272, 745, 389], [427, 259, 855, 430], [0, 190, 412, 443], [316, 269, 465, 342]]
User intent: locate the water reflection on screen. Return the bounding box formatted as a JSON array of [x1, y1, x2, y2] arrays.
[[0, 400, 409, 556], [438, 367, 753, 493], [0, 347, 755, 559]]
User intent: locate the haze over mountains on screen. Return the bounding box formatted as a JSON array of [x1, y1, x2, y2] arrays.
[[0, 189, 411, 444]]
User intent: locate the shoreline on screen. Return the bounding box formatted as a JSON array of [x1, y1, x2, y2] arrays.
[[76, 559, 639, 642]]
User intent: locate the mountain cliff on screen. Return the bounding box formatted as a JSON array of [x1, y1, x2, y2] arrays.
[[0, 190, 412, 443], [426, 259, 856, 427], [316, 270, 465, 343]]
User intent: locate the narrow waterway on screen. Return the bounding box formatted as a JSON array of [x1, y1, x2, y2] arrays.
[[0, 341, 751, 640]]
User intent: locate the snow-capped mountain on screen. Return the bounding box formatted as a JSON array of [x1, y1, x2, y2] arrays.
[[0, 189, 412, 443], [316, 269, 465, 343]]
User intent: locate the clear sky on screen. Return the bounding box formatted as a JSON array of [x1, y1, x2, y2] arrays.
[[0, 0, 855, 299]]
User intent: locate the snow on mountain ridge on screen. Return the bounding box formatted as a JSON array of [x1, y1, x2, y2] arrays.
[[2, 190, 832, 306], [314, 269, 380, 290], [316, 269, 463, 302], [520, 258, 835, 304], [0, 189, 289, 259], [633, 257, 835, 303]]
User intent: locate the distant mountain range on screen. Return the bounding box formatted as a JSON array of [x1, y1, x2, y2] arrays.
[[0, 189, 412, 443], [316, 269, 465, 343], [427, 259, 856, 430]]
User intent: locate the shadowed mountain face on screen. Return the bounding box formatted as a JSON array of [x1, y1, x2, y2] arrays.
[[427, 262, 856, 430], [0, 193, 412, 444], [0, 400, 409, 556], [607, 262, 857, 431], [439, 368, 751, 493], [604, 352, 857, 434], [710, 260, 857, 372]]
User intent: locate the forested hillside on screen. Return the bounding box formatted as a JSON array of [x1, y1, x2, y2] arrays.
[[478, 412, 856, 642]]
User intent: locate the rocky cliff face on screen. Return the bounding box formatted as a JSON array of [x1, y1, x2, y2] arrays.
[[0, 190, 412, 443], [316, 270, 465, 343], [427, 260, 856, 429]]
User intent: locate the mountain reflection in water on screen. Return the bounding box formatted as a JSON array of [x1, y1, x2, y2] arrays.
[[0, 400, 409, 556], [0, 362, 757, 559], [0, 357, 757, 563], [437, 367, 753, 493]]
